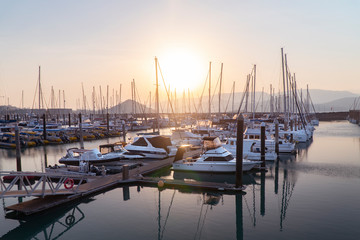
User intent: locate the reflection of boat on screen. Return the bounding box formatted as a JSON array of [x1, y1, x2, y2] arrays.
[[173, 137, 260, 172], [172, 171, 257, 185], [59, 148, 122, 166]]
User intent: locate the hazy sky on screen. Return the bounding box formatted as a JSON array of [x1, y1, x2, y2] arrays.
[[0, 0, 359, 109]]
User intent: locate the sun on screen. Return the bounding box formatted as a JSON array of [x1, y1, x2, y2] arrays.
[[158, 48, 206, 93]]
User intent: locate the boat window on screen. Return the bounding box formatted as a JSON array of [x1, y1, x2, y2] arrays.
[[132, 137, 148, 146], [204, 155, 234, 162]]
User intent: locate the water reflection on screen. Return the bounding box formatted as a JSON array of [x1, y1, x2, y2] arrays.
[[3, 199, 88, 240]]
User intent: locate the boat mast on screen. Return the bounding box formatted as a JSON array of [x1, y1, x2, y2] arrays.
[[219, 62, 223, 115], [209, 61, 211, 117], [38, 66, 41, 110], [281, 48, 287, 130], [155, 57, 160, 133], [253, 64, 256, 119]]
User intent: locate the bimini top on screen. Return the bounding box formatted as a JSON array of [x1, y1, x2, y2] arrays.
[[202, 136, 222, 150]]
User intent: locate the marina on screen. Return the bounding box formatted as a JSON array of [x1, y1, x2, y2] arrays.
[[0, 121, 359, 239], [1, 1, 360, 239]]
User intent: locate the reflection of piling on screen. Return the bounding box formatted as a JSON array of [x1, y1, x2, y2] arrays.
[[260, 122, 266, 168], [15, 125, 22, 172], [275, 119, 279, 156], [236, 114, 244, 188], [42, 114, 47, 140], [260, 171, 265, 216], [123, 186, 130, 201], [79, 113, 84, 149], [274, 160, 279, 194], [235, 194, 243, 240]]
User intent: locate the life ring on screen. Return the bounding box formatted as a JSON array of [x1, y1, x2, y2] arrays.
[[65, 215, 75, 225], [64, 178, 74, 189]]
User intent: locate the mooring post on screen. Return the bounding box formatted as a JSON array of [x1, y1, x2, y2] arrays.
[[236, 114, 244, 188], [15, 125, 22, 172], [274, 119, 279, 157], [68, 113, 71, 127], [79, 113, 84, 149], [122, 165, 129, 180], [106, 113, 110, 134], [260, 122, 266, 168], [42, 114, 47, 140], [122, 120, 126, 142]]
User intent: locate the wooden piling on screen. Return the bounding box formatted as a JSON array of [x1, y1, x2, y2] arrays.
[[106, 113, 110, 134], [236, 114, 244, 188], [79, 113, 84, 149], [68, 113, 71, 127], [15, 125, 22, 172], [122, 165, 129, 180], [260, 122, 266, 168], [42, 114, 47, 141], [274, 119, 279, 156]]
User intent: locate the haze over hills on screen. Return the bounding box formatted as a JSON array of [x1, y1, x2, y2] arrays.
[[0, 89, 359, 114]]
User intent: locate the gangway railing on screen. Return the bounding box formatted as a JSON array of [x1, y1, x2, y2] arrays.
[[0, 171, 88, 198]]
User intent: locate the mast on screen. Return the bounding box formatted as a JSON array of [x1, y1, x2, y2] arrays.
[[281, 48, 287, 129], [63, 90, 65, 109], [232, 81, 235, 113], [219, 63, 223, 115], [38, 66, 41, 110], [253, 64, 256, 119], [188, 88, 191, 114], [208, 61, 211, 116], [155, 57, 160, 133]]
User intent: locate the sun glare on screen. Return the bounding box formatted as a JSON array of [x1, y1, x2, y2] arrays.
[[158, 49, 206, 93]]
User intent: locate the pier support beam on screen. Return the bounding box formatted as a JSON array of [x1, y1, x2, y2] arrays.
[[236, 114, 244, 188], [275, 119, 279, 156], [15, 125, 22, 172], [261, 122, 266, 168]]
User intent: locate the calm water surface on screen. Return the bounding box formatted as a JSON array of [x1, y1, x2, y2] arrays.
[[0, 121, 360, 240]]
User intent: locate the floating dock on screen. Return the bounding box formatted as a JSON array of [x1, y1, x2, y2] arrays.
[[3, 148, 245, 215]]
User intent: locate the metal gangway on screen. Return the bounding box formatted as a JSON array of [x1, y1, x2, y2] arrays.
[[0, 171, 90, 198]]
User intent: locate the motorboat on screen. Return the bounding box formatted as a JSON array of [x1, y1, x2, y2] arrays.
[[99, 142, 145, 160], [124, 135, 176, 159], [171, 128, 202, 146], [172, 137, 260, 173], [223, 138, 278, 161], [59, 148, 122, 166], [244, 127, 296, 154]]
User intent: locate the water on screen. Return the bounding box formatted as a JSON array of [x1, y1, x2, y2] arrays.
[[1, 121, 360, 240]]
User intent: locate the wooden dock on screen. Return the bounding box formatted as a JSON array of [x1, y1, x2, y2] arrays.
[[4, 149, 246, 215]]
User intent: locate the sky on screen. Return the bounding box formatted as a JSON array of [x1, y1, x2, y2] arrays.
[[0, 0, 359, 109]]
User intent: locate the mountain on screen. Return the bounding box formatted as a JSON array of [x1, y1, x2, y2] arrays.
[[314, 97, 360, 112], [300, 89, 359, 104], [109, 99, 153, 114]]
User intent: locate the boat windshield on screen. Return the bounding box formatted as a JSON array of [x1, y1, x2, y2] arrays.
[[203, 155, 234, 162]]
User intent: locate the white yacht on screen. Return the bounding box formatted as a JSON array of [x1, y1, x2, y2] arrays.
[[59, 148, 122, 166], [245, 127, 296, 154], [223, 138, 278, 161], [172, 137, 260, 173], [124, 135, 176, 159], [171, 128, 202, 146]]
